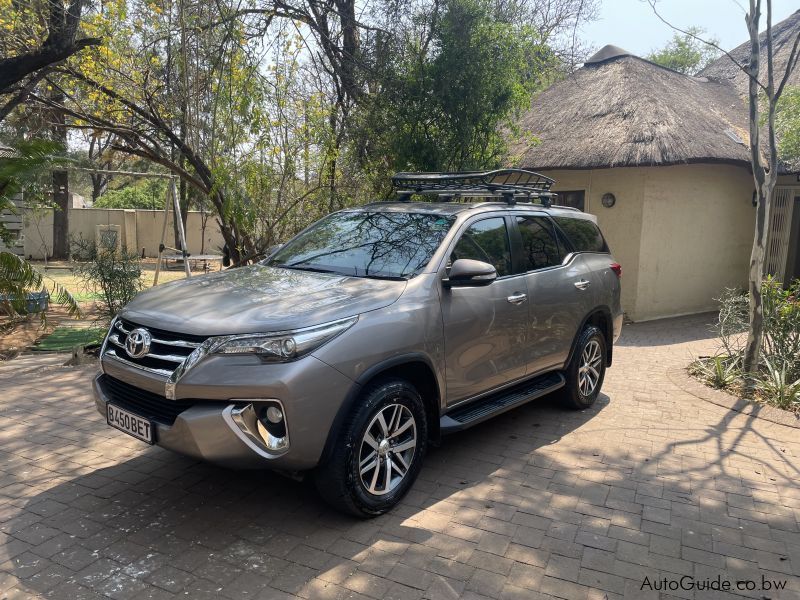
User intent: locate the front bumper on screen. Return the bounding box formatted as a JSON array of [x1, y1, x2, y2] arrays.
[[93, 353, 355, 470]]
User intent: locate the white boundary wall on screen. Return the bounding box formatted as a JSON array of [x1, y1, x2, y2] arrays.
[[22, 207, 224, 259]]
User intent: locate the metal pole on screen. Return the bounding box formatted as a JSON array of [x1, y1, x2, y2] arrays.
[[153, 184, 172, 286], [171, 178, 191, 278]]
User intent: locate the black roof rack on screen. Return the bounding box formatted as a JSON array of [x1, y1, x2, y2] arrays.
[[391, 169, 556, 206]]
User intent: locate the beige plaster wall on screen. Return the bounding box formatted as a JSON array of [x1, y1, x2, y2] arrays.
[[539, 164, 755, 321], [636, 164, 755, 321], [23, 208, 224, 259]]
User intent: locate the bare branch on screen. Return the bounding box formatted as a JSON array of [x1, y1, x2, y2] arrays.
[[775, 30, 800, 101], [645, 0, 769, 94]]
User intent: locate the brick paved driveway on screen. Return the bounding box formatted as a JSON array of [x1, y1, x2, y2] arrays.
[[1, 314, 799, 600]]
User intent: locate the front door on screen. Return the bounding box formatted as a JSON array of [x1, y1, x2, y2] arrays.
[[440, 216, 529, 404]]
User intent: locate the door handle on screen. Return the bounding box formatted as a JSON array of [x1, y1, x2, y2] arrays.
[[574, 279, 591, 291], [507, 293, 527, 305]]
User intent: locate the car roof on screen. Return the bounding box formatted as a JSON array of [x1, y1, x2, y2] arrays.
[[355, 201, 594, 220]]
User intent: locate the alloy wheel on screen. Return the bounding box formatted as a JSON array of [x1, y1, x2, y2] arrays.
[[358, 403, 417, 496], [578, 339, 602, 396]]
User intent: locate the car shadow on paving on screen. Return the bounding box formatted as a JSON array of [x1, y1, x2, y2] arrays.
[[1, 380, 616, 600], [2, 322, 800, 600]]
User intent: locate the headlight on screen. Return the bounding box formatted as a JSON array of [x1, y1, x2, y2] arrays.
[[208, 316, 358, 361]]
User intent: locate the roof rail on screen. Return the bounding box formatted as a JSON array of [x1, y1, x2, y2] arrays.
[[391, 169, 557, 206]]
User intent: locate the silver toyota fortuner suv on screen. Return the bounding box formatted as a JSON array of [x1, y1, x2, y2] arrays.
[[94, 170, 622, 516]]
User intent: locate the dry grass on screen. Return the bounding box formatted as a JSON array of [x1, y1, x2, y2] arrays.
[[0, 259, 206, 358]]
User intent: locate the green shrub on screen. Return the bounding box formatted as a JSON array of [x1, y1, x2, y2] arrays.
[[757, 356, 800, 410], [695, 277, 800, 411], [69, 233, 98, 262], [761, 278, 800, 382], [75, 239, 142, 323], [689, 355, 740, 389]]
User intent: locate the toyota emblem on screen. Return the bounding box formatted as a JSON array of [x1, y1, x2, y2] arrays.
[[125, 328, 152, 359]]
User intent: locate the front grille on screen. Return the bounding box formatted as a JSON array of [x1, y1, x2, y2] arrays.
[[100, 374, 198, 425], [103, 318, 207, 377]]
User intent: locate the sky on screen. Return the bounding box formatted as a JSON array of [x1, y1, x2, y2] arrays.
[[580, 0, 798, 58]]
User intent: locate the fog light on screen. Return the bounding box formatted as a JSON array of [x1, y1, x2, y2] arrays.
[[266, 406, 283, 423]]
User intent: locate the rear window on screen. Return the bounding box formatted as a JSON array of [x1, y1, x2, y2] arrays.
[[554, 217, 608, 254]]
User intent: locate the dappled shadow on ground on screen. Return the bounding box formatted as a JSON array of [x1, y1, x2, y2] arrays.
[[2, 336, 800, 599], [1, 380, 609, 599]]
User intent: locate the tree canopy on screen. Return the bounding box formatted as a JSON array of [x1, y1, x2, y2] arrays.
[[0, 0, 599, 263], [776, 86, 800, 165], [646, 27, 721, 75]]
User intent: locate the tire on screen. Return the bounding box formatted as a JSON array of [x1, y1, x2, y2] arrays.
[[315, 378, 428, 517], [561, 325, 607, 410]]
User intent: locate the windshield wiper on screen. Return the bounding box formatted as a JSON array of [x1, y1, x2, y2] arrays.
[[360, 273, 408, 281], [275, 263, 407, 280], [274, 264, 337, 275]]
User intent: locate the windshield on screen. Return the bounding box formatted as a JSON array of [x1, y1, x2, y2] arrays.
[[266, 211, 455, 279]]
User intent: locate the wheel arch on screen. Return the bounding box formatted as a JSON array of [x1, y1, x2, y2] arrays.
[[318, 353, 443, 466], [566, 307, 614, 368]]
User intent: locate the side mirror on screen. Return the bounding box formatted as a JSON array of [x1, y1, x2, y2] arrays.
[[443, 259, 497, 288]]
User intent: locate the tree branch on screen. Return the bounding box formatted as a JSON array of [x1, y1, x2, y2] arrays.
[[645, 0, 769, 94]]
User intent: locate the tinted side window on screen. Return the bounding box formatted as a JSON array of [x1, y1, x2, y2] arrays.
[[554, 217, 608, 253], [451, 218, 511, 276], [516, 216, 563, 271]]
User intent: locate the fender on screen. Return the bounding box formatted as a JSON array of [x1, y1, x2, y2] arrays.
[[317, 352, 443, 466], [564, 306, 614, 368]]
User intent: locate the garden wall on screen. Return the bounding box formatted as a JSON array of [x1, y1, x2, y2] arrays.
[[22, 207, 224, 260]]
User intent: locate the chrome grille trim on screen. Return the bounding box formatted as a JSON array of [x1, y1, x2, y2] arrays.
[[104, 350, 173, 377], [113, 321, 200, 349], [103, 319, 208, 381], [108, 333, 187, 364]]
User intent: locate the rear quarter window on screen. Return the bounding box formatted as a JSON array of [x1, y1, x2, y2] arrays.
[[554, 217, 608, 254]]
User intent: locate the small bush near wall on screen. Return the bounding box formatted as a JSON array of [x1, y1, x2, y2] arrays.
[[75, 239, 142, 324], [689, 277, 800, 412], [69, 233, 98, 262]]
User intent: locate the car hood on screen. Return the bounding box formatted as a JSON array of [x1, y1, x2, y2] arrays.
[[119, 265, 407, 336]]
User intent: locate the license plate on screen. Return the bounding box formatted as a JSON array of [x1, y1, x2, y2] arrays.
[[107, 403, 154, 444]]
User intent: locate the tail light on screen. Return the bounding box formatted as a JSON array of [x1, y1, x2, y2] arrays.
[[610, 263, 622, 277]]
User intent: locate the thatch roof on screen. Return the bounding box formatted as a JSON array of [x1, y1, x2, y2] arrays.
[[698, 9, 800, 97], [509, 46, 752, 170]]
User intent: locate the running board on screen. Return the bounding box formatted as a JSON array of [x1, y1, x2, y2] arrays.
[[440, 371, 565, 434]]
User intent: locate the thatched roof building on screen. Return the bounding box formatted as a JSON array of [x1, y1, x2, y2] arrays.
[[507, 12, 800, 322], [698, 9, 800, 96], [508, 46, 752, 170]]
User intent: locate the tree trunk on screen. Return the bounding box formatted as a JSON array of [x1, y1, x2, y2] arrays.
[[90, 173, 107, 202], [743, 183, 770, 375], [52, 169, 69, 259], [51, 96, 69, 260], [742, 0, 781, 380]]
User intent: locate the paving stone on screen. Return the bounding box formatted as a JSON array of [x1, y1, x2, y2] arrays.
[[1, 316, 799, 600]]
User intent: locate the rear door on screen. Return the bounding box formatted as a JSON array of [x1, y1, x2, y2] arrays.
[[440, 216, 529, 404], [552, 215, 617, 318], [512, 214, 587, 374]]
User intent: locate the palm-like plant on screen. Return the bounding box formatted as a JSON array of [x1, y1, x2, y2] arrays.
[[0, 251, 80, 319], [689, 355, 741, 389], [757, 356, 800, 410], [1, 139, 80, 321]]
